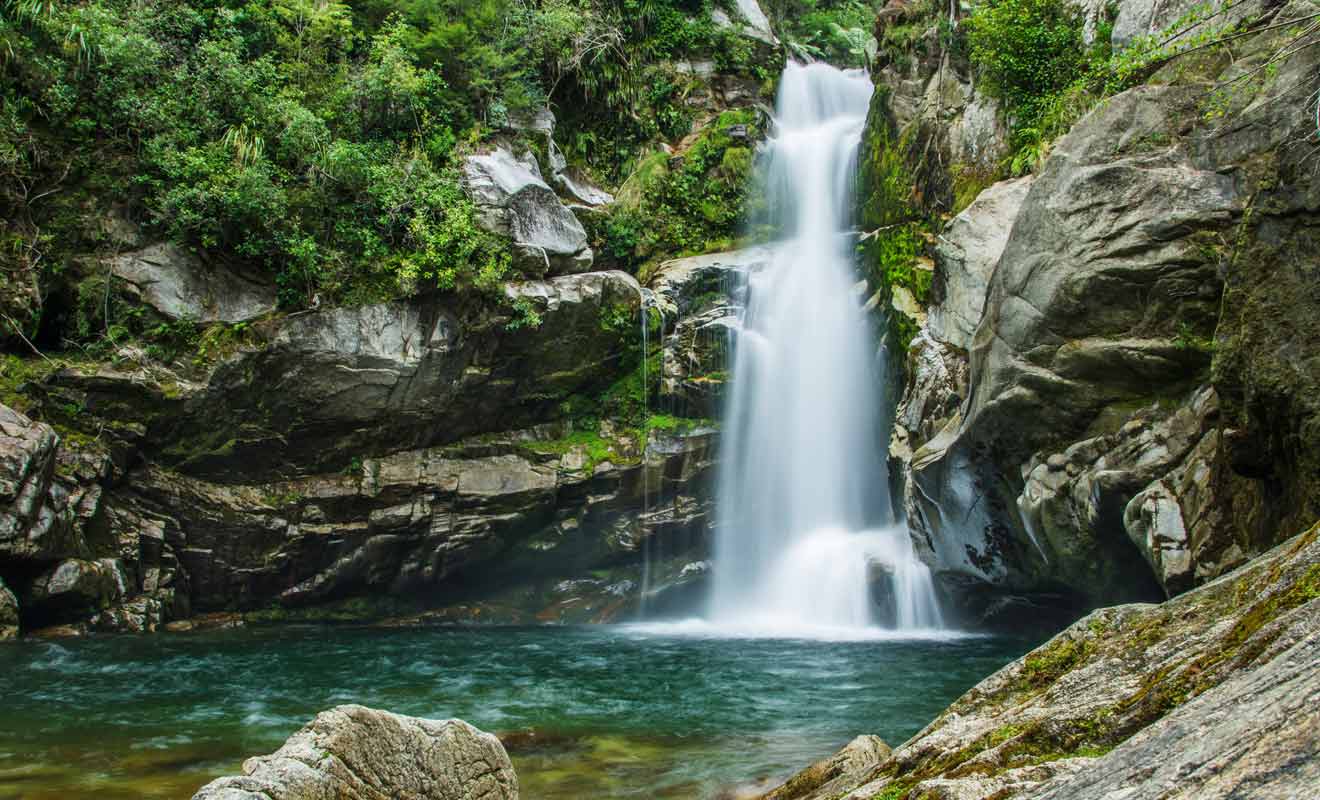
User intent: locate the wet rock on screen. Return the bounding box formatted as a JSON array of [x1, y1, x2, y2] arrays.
[[0, 576, 17, 639], [192, 704, 518, 800], [649, 246, 771, 415], [108, 243, 276, 323], [462, 144, 592, 275], [762, 735, 891, 800], [767, 522, 1320, 799]]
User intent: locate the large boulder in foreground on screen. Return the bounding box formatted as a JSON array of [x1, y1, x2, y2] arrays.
[[761, 521, 1320, 800], [193, 704, 518, 800]]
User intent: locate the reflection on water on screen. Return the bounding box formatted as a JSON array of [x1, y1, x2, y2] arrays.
[[0, 626, 1034, 798]]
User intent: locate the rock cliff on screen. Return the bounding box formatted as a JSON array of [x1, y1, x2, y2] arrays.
[[863, 0, 1320, 624]]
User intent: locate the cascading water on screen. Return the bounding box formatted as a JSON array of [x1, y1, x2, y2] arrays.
[[708, 62, 942, 635]]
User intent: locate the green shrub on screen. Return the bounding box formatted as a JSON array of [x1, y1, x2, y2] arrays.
[[965, 0, 1086, 136]]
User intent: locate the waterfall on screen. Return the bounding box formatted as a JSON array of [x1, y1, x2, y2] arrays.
[[708, 62, 942, 634]]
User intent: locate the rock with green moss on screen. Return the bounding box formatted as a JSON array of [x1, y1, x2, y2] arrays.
[[764, 522, 1320, 800], [462, 141, 594, 275], [649, 245, 771, 416]]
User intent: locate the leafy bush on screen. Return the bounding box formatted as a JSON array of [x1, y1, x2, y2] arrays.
[[965, 0, 1086, 136]]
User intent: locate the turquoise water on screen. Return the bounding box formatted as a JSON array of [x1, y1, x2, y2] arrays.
[[0, 625, 1032, 798]]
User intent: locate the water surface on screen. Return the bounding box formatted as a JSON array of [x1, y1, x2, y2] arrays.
[[0, 625, 1033, 798]]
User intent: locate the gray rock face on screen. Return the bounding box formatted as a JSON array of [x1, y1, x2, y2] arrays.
[[904, 81, 1256, 606], [928, 176, 1032, 351], [192, 704, 518, 800], [1026, 625, 1320, 799], [105, 418, 716, 617], [54, 270, 645, 480], [462, 145, 593, 275], [764, 523, 1320, 800], [0, 403, 72, 561], [109, 243, 277, 324]]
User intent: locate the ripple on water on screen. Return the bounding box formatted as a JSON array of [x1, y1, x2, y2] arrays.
[[0, 625, 1036, 800]]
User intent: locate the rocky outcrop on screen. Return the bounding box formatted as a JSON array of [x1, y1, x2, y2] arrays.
[[193, 704, 518, 800], [463, 144, 594, 276], [0, 265, 722, 631], [113, 419, 716, 619], [48, 270, 644, 480], [0, 401, 191, 635], [763, 522, 1320, 800], [649, 246, 770, 417], [878, 0, 1320, 616], [108, 243, 277, 324]]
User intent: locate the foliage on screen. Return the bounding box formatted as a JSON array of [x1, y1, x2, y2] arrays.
[[965, 0, 1272, 175], [604, 109, 763, 273], [965, 0, 1086, 135], [0, 0, 786, 357], [764, 0, 880, 67]]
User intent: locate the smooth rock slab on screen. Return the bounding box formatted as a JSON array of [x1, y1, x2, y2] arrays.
[[192, 704, 518, 800], [109, 243, 276, 324]]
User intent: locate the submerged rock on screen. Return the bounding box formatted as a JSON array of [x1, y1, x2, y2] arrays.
[[762, 522, 1320, 800], [192, 704, 518, 800]]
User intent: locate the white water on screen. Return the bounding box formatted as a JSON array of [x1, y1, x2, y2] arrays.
[[706, 62, 943, 636]]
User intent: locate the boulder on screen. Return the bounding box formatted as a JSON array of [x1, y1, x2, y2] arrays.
[[712, 0, 778, 45], [461, 144, 592, 275], [762, 735, 891, 800], [192, 704, 518, 800], [108, 243, 276, 324], [25, 557, 128, 621]]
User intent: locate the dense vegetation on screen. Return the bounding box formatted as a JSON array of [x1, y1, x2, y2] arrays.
[[0, 0, 870, 358]]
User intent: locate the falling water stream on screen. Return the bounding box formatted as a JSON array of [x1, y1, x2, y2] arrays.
[[706, 62, 942, 635]]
